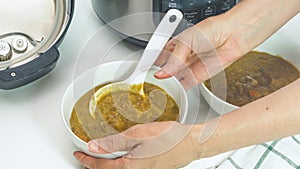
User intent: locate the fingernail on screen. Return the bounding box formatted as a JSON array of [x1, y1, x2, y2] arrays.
[[154, 70, 165, 77], [88, 141, 98, 152]]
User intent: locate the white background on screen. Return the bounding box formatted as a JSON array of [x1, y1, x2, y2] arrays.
[[0, 0, 299, 168]]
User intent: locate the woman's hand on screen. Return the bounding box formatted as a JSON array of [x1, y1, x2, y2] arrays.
[[74, 121, 202, 169], [154, 0, 300, 90], [154, 16, 244, 89]]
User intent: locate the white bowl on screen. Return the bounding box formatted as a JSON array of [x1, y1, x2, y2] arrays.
[[61, 60, 188, 158], [200, 33, 300, 114]]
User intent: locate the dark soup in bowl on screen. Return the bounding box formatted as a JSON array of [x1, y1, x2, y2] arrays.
[[204, 51, 300, 107]]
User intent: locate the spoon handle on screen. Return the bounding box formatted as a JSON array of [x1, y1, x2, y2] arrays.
[[128, 9, 183, 82]]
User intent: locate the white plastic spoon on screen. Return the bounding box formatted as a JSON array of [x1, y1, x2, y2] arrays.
[[89, 9, 183, 118]]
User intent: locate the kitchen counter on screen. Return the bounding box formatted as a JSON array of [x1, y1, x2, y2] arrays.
[[0, 0, 299, 169]]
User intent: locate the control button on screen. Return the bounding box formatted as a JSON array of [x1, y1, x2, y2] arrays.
[[168, 0, 181, 8], [0, 41, 12, 61], [186, 19, 198, 27], [183, 9, 198, 20], [221, 3, 231, 11], [12, 37, 28, 53], [202, 6, 216, 18], [181, 0, 197, 7]]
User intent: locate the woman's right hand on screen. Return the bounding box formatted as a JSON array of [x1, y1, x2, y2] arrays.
[[154, 15, 245, 89], [154, 0, 300, 90]]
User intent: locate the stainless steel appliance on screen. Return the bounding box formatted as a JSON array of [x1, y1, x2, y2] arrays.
[[91, 0, 239, 46], [0, 0, 74, 89]]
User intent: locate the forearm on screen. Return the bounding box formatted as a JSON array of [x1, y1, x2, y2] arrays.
[[223, 0, 300, 55], [191, 78, 300, 158]]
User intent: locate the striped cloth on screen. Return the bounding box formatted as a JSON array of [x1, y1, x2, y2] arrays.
[[183, 134, 300, 169]]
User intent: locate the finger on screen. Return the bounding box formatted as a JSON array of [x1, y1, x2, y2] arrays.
[[74, 151, 123, 169], [88, 134, 142, 154], [88, 141, 110, 154], [174, 61, 207, 90], [154, 40, 176, 66], [73, 151, 96, 169], [154, 39, 192, 79], [154, 49, 172, 67]]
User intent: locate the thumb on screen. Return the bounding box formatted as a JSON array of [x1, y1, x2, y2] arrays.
[[88, 134, 142, 154], [154, 39, 191, 79]]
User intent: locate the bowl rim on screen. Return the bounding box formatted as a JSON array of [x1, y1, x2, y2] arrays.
[[199, 82, 239, 109]]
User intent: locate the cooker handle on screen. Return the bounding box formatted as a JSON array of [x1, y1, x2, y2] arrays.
[[0, 47, 59, 90]]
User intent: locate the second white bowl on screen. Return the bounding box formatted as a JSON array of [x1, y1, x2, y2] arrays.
[[200, 33, 300, 114]]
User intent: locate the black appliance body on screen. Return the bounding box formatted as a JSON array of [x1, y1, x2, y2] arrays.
[[91, 0, 239, 46]]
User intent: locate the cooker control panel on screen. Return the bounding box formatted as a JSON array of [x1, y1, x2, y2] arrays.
[[154, 0, 238, 27]]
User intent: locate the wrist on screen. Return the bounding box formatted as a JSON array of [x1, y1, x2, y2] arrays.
[[221, 0, 300, 54], [189, 120, 227, 159], [189, 123, 208, 159]]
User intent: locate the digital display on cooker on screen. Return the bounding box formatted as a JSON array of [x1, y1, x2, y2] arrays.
[[156, 0, 238, 27]]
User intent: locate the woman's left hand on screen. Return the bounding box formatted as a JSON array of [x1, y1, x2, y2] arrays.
[[74, 121, 202, 169]]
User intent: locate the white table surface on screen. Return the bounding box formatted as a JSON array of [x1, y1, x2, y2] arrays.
[[0, 0, 299, 168]]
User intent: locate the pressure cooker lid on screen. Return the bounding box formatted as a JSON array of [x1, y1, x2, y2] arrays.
[[0, 0, 73, 89]]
